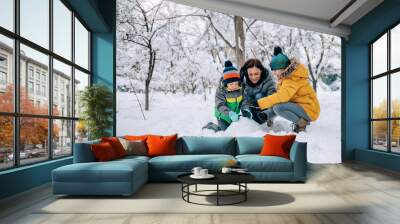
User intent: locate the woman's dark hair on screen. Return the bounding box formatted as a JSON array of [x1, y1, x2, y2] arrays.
[[240, 58, 269, 87]]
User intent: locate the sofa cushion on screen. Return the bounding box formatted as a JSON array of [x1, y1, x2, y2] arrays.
[[118, 138, 147, 156], [147, 134, 178, 157], [101, 137, 127, 158], [91, 142, 118, 161], [177, 136, 236, 155], [236, 155, 293, 172], [53, 159, 147, 183], [235, 137, 263, 155], [260, 134, 296, 159], [149, 154, 235, 172]]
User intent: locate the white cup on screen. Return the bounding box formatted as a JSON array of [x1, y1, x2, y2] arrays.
[[191, 167, 202, 176], [221, 167, 232, 174], [200, 169, 208, 176]]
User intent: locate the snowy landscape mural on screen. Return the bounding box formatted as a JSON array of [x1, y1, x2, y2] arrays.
[[116, 0, 342, 163]]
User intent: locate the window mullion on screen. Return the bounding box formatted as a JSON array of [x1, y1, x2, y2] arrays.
[[71, 10, 76, 154], [388, 30, 391, 153], [48, 0, 54, 160]]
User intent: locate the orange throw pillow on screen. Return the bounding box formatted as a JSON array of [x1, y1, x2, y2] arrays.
[[146, 134, 178, 157], [124, 135, 149, 142], [259, 134, 296, 159], [101, 137, 127, 158], [91, 142, 117, 162]]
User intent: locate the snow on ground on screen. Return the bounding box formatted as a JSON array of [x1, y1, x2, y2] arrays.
[[117, 90, 341, 164]]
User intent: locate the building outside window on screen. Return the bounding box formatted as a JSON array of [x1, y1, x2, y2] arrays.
[[0, 0, 91, 170]]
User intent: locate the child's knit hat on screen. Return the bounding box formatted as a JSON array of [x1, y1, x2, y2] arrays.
[[223, 60, 241, 86], [269, 46, 290, 71]]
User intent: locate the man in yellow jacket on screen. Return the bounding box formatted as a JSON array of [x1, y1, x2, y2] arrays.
[[256, 47, 320, 132]]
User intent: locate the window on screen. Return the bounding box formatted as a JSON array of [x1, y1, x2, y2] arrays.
[[53, 0, 72, 60], [0, 0, 14, 31], [36, 84, 40, 95], [28, 81, 34, 94], [20, 0, 49, 49], [370, 23, 400, 154], [0, 0, 91, 170], [53, 59, 72, 117], [29, 67, 34, 80], [0, 34, 13, 113], [35, 70, 41, 81], [0, 55, 7, 67], [74, 69, 89, 118], [0, 116, 13, 170], [75, 17, 90, 70], [0, 71, 6, 85], [53, 119, 72, 158], [42, 85, 46, 97]]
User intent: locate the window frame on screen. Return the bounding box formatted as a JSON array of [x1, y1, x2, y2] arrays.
[[0, 0, 92, 171], [370, 21, 400, 154]]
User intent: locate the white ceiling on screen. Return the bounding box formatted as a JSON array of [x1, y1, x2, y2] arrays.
[[170, 0, 384, 38]]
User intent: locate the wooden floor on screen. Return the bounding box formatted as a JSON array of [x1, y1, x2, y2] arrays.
[[1, 162, 400, 224]]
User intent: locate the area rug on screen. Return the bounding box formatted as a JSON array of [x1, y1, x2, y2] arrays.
[[37, 183, 362, 214]]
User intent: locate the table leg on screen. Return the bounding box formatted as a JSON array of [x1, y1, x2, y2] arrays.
[[245, 183, 247, 201], [195, 184, 197, 192], [217, 184, 219, 206]]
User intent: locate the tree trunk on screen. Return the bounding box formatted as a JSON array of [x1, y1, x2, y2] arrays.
[[313, 80, 317, 92], [144, 48, 156, 111], [234, 16, 245, 68], [145, 80, 150, 110]]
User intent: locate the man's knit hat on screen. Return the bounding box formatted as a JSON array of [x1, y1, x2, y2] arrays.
[[223, 60, 241, 86]]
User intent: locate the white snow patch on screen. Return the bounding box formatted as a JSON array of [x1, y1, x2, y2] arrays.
[[117, 90, 341, 164]]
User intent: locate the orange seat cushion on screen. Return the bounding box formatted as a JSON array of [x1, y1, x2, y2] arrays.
[[146, 134, 178, 157], [91, 142, 118, 162], [259, 134, 296, 159], [101, 137, 127, 158]]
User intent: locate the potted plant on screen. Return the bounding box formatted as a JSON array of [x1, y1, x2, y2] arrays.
[[79, 84, 113, 140]]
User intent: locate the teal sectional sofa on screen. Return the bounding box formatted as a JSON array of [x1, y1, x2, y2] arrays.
[[52, 136, 307, 196]]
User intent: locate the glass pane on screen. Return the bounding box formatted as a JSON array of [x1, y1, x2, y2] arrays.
[[53, 119, 72, 157], [0, 116, 14, 170], [0, 0, 14, 31], [20, 0, 49, 49], [74, 17, 89, 70], [75, 120, 88, 143], [53, 0, 72, 60], [53, 59, 72, 117], [74, 69, 89, 118], [372, 33, 387, 76], [20, 44, 49, 115], [372, 77, 387, 119], [372, 121, 388, 151], [391, 120, 400, 153], [391, 24, 400, 70], [391, 72, 400, 118], [0, 34, 14, 112], [20, 117, 49, 165]]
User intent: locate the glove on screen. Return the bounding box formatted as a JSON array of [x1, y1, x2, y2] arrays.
[[241, 108, 253, 119], [256, 111, 269, 123], [228, 111, 239, 122]]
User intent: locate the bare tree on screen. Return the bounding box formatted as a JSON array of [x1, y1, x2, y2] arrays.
[[118, 0, 171, 110], [297, 29, 340, 91]]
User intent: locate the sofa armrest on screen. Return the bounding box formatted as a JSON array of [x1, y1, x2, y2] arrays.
[[73, 140, 99, 163], [289, 141, 307, 182]]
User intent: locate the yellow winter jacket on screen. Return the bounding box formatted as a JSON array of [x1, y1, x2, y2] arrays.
[[257, 61, 320, 121]]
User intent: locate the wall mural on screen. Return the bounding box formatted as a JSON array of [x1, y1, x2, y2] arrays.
[[116, 0, 342, 163]]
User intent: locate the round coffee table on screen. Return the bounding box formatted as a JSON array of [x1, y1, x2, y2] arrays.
[[177, 173, 255, 206]]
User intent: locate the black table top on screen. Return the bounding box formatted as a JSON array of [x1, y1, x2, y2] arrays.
[[177, 172, 255, 185]]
